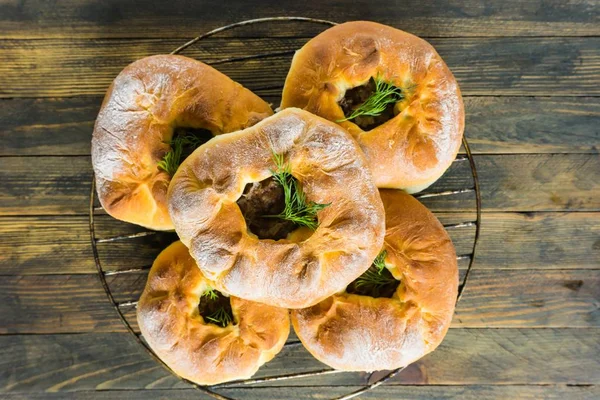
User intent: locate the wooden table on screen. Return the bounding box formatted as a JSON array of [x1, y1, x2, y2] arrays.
[[1, 1, 599, 399]]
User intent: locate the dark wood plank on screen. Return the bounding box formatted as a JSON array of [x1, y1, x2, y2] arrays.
[[463, 154, 599, 212], [1, 154, 597, 215], [465, 97, 600, 154], [1, 268, 598, 334], [0, 215, 182, 274], [454, 270, 600, 328], [1, 37, 599, 98], [0, 156, 91, 215], [475, 212, 600, 269], [435, 37, 600, 96], [0, 330, 598, 390], [3, 385, 599, 400], [1, 0, 598, 39], [0, 269, 600, 334], [388, 328, 600, 386], [2, 97, 598, 156], [2, 211, 598, 275], [0, 213, 471, 274], [0, 98, 99, 156], [0, 216, 94, 274], [420, 153, 599, 212], [0, 275, 124, 334], [0, 332, 183, 392]]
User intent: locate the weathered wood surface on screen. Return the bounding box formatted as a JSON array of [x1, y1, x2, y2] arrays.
[[2, 0, 599, 398], [3, 385, 600, 400], [2, 212, 598, 275], [2, 96, 598, 156], [2, 37, 600, 97], [1, 154, 598, 215], [0, 213, 473, 274], [1, 0, 598, 38], [1, 268, 598, 334], [1, 330, 598, 390], [0, 98, 99, 156]]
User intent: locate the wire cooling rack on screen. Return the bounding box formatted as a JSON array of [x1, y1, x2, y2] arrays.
[[89, 17, 481, 400]]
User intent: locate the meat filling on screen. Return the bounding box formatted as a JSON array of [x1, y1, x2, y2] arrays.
[[198, 290, 233, 328], [236, 177, 297, 240], [339, 78, 399, 130], [345, 265, 400, 299]]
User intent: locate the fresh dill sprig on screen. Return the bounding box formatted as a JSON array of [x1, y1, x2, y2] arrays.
[[265, 151, 330, 230], [201, 287, 233, 328], [157, 139, 183, 176], [205, 307, 232, 328], [352, 250, 397, 297], [202, 286, 219, 301], [157, 135, 206, 176], [337, 76, 403, 123], [371, 249, 388, 273], [175, 135, 206, 148]]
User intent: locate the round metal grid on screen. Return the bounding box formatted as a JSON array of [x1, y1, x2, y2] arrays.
[[89, 17, 481, 400]]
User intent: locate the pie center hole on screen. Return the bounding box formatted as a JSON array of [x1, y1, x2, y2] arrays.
[[172, 126, 214, 159], [338, 77, 402, 130], [158, 127, 214, 176], [199, 288, 234, 328], [236, 176, 299, 240], [345, 251, 400, 298]]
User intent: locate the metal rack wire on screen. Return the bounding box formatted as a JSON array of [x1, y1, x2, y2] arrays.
[[89, 17, 481, 400]]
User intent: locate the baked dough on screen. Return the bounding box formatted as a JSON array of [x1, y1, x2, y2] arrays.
[[137, 241, 290, 385], [168, 108, 386, 309], [92, 54, 273, 230], [281, 21, 464, 192], [291, 190, 458, 371]]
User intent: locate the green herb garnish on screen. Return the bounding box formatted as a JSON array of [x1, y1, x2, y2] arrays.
[[205, 307, 233, 328], [202, 286, 219, 301], [372, 250, 388, 273], [157, 135, 206, 176], [264, 151, 330, 230], [337, 76, 403, 123], [351, 250, 398, 297], [200, 286, 233, 328]]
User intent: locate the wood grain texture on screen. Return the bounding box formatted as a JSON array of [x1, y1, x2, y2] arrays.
[[0, 214, 470, 275], [2, 97, 598, 156], [0, 156, 91, 215], [0, 274, 124, 333], [0, 98, 99, 156], [1, 330, 598, 391], [2, 154, 597, 215], [2, 211, 598, 275], [1, 37, 599, 98], [475, 212, 600, 269], [454, 270, 600, 327], [1, 268, 598, 334], [463, 154, 599, 212], [387, 328, 600, 386], [465, 97, 600, 154], [0, 215, 173, 274], [1, 0, 598, 39], [2, 386, 599, 400], [1, 0, 599, 398]]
